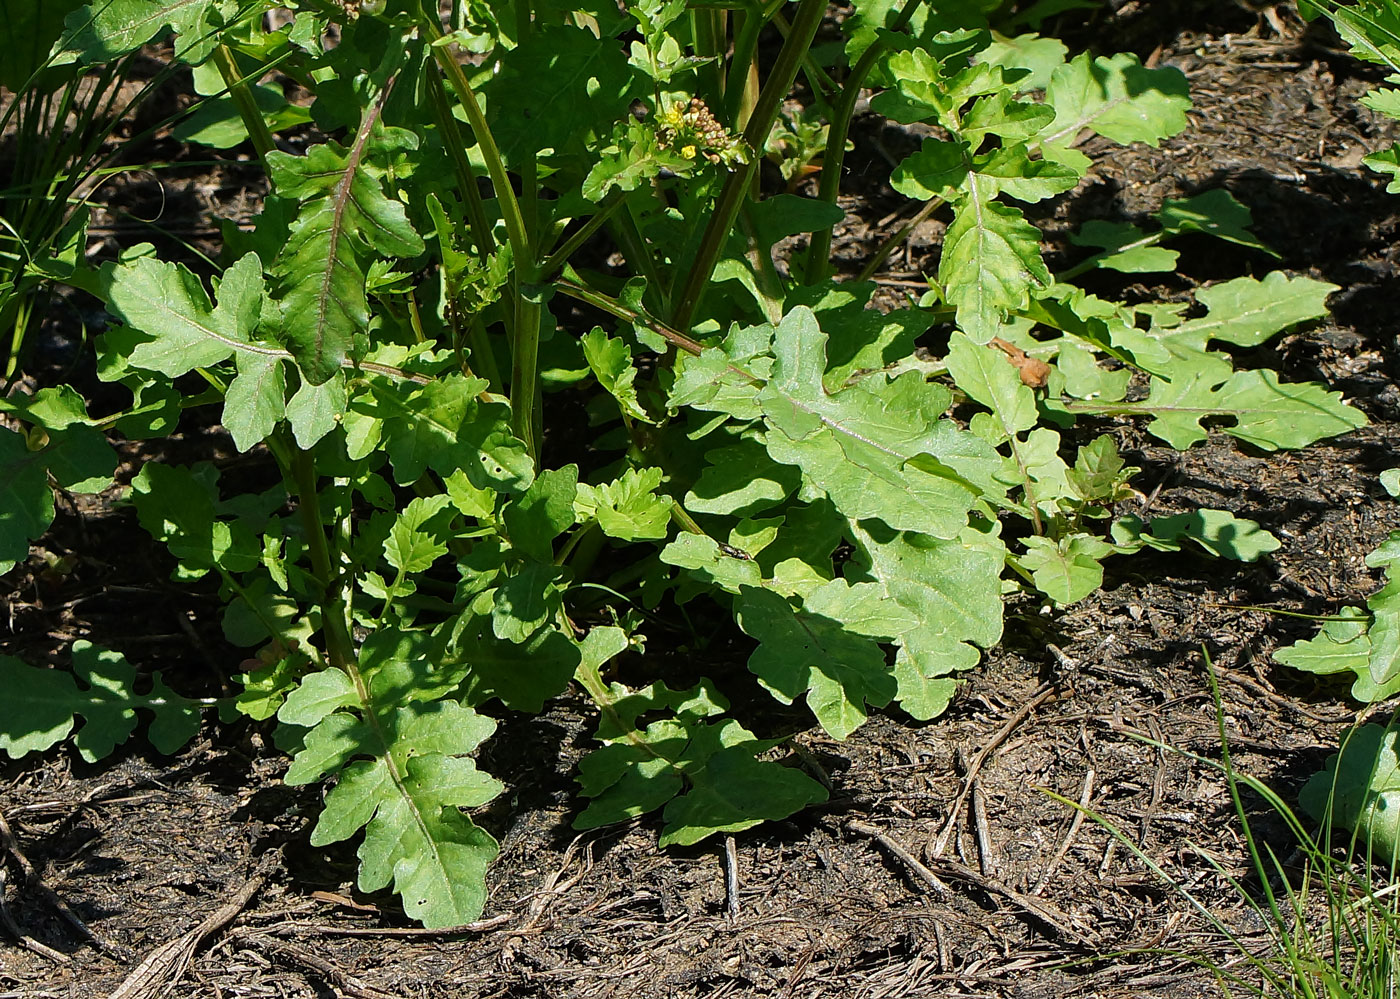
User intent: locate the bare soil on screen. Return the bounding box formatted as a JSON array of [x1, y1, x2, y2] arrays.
[[4, 3, 1400, 997]]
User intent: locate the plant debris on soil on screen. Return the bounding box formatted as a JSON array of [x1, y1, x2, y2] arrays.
[[5, 4, 1400, 997]]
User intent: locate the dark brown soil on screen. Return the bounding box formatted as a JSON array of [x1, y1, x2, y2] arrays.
[[4, 4, 1400, 997]]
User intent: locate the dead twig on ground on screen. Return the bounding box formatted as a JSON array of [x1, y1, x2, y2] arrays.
[[105, 854, 274, 999], [923, 855, 1099, 947], [1033, 768, 1095, 895], [226, 928, 402, 999], [845, 820, 951, 900], [970, 781, 996, 877], [929, 683, 1057, 859], [0, 868, 69, 966], [723, 835, 740, 922]]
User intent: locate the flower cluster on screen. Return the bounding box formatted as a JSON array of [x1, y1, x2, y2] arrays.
[[655, 97, 747, 168]]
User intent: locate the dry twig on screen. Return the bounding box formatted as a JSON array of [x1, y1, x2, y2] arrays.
[[845, 820, 951, 900], [0, 868, 69, 966], [929, 683, 1056, 858], [923, 855, 1098, 946], [105, 854, 274, 999], [723, 835, 741, 921], [227, 928, 402, 999]]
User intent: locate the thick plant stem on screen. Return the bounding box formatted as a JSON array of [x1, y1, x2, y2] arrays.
[[511, 294, 542, 459], [424, 66, 496, 261], [670, 0, 827, 333], [211, 44, 276, 163], [425, 26, 533, 290], [425, 23, 542, 463], [724, 0, 785, 125], [287, 445, 358, 670], [803, 0, 925, 284]]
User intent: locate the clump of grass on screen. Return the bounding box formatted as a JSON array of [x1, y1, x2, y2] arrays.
[[1045, 657, 1400, 999]]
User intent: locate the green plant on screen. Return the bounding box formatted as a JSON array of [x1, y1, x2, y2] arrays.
[[1266, 0, 1400, 874], [0, 0, 1369, 928], [0, 0, 320, 385], [1046, 660, 1400, 999]]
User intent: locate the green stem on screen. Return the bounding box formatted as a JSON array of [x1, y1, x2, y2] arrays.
[[211, 43, 276, 163], [1056, 232, 1164, 283], [803, 0, 925, 284], [424, 25, 533, 284], [724, 0, 785, 126], [854, 196, 943, 284], [692, 7, 728, 109], [512, 294, 542, 460], [669, 500, 707, 535], [671, 0, 827, 332], [554, 520, 599, 567], [538, 191, 627, 279], [4, 298, 32, 384], [556, 277, 708, 357], [769, 9, 839, 100], [424, 64, 496, 261], [425, 23, 545, 460], [286, 443, 357, 670], [738, 207, 785, 322]]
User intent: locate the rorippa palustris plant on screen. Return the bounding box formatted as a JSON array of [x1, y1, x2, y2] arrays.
[[0, 0, 1366, 926]]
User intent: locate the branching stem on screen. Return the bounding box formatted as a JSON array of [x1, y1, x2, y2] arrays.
[[803, 0, 926, 283], [671, 0, 827, 332]]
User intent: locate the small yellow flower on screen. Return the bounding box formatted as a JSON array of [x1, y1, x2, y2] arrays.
[[681, 144, 697, 159]]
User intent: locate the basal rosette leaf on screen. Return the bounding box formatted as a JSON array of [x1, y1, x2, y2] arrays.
[[1036, 53, 1190, 171], [131, 462, 261, 579], [0, 642, 200, 761], [847, 523, 1005, 719], [686, 439, 802, 517], [1172, 273, 1337, 348], [101, 250, 290, 451], [268, 125, 424, 385], [491, 560, 563, 643], [574, 679, 827, 843], [1147, 510, 1281, 562], [360, 374, 534, 494], [939, 196, 1051, 342], [452, 621, 580, 712], [1364, 542, 1400, 698], [1273, 606, 1378, 698], [0, 428, 55, 574], [784, 280, 934, 391], [755, 307, 1003, 539], [62, 0, 246, 64], [1145, 367, 1366, 451], [1155, 189, 1278, 256], [1018, 534, 1114, 605], [0, 392, 117, 574], [1300, 723, 1400, 866], [281, 638, 504, 929], [735, 586, 894, 740]]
